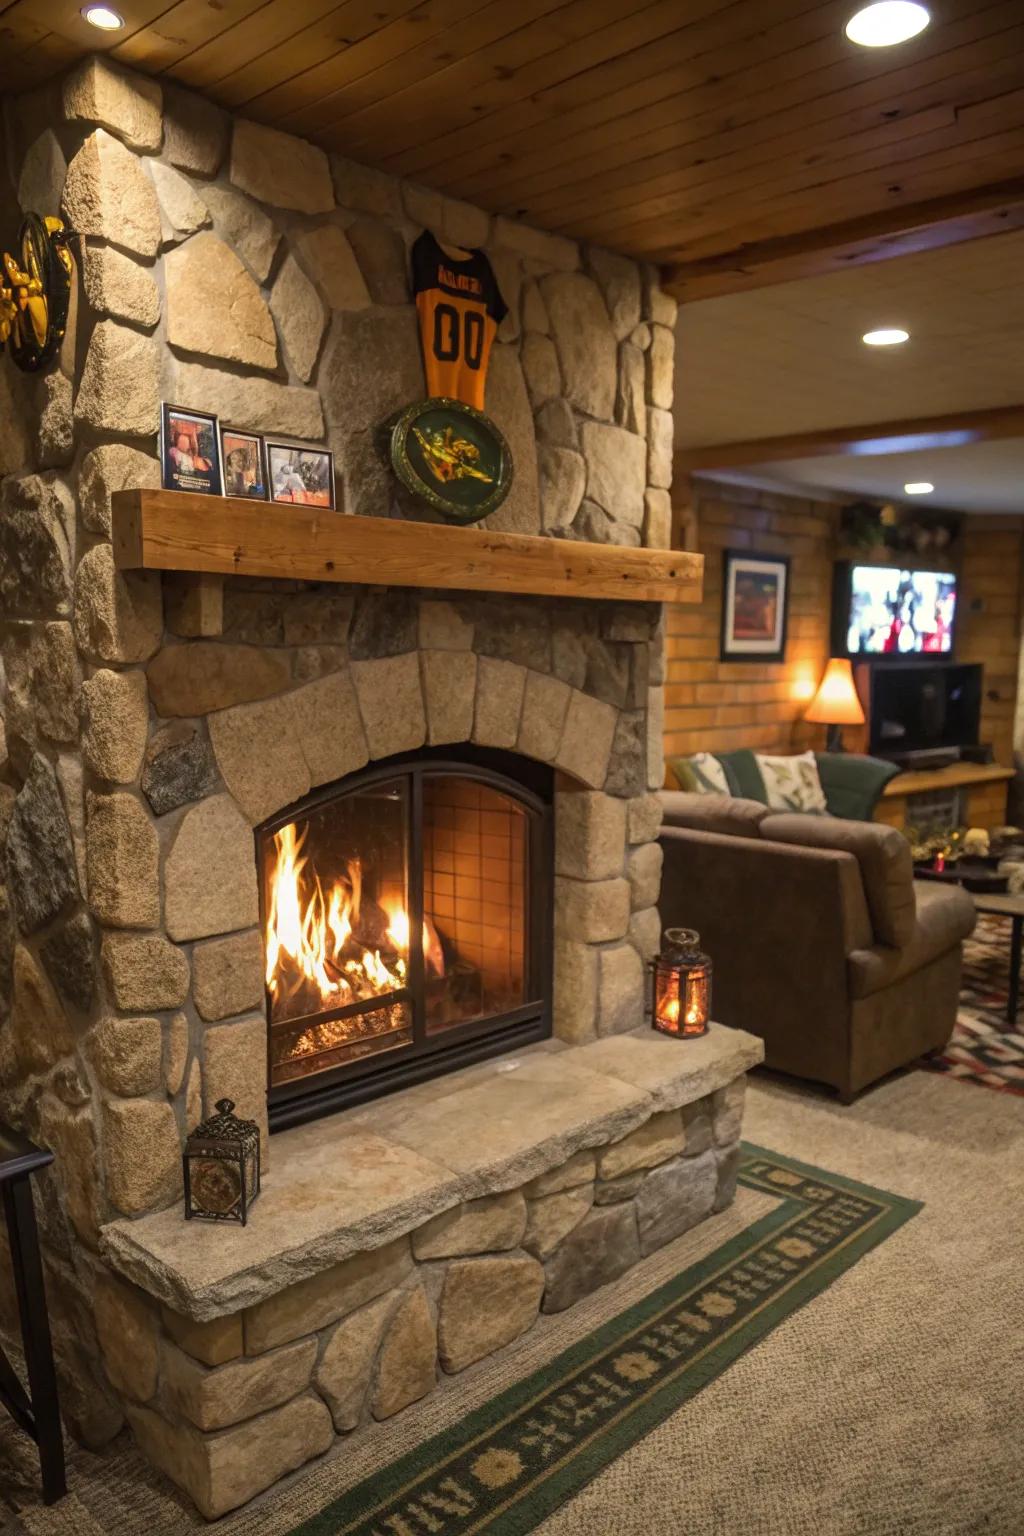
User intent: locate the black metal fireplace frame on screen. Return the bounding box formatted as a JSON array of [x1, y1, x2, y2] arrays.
[[259, 745, 554, 1131]]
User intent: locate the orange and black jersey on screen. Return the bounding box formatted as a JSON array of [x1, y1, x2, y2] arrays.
[[411, 230, 508, 411]]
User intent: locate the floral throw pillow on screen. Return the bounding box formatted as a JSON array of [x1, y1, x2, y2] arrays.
[[755, 751, 828, 814], [676, 752, 732, 797]]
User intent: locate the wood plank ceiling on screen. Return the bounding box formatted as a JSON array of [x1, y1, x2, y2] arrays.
[[2, 0, 1023, 284]]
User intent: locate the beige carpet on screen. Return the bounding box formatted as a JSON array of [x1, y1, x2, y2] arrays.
[[2, 1068, 1022, 1535]]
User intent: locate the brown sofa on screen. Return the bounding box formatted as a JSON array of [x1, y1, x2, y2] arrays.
[[658, 793, 976, 1100]]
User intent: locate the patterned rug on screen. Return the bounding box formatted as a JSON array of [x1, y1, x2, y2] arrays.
[[291, 1146, 918, 1536], [919, 915, 1024, 1096]]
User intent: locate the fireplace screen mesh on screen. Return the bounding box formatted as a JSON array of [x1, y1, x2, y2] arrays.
[[260, 762, 540, 1103]]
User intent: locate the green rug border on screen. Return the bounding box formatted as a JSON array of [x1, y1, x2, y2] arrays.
[[294, 1140, 921, 1536]]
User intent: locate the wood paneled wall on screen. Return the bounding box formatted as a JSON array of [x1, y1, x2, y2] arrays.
[[956, 515, 1024, 767]]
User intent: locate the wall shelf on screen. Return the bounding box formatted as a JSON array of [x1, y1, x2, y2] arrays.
[[110, 490, 703, 606]]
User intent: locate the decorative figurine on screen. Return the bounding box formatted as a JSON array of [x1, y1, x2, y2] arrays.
[[183, 1099, 261, 1226]]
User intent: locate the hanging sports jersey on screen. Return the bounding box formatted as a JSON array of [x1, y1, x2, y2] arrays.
[[411, 230, 508, 411]]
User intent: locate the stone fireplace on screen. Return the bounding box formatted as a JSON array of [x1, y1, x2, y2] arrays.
[[0, 55, 763, 1518]]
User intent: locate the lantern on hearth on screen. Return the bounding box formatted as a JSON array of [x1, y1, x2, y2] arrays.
[[652, 928, 711, 1039], [183, 1099, 261, 1226]]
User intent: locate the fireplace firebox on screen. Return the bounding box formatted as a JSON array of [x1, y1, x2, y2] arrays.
[[258, 748, 553, 1128]]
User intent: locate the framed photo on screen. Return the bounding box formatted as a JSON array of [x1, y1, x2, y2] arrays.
[[160, 404, 222, 496], [220, 426, 268, 500], [721, 549, 790, 662], [265, 441, 336, 509]]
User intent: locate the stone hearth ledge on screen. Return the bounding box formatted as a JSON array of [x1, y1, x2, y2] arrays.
[[100, 1025, 762, 1320]]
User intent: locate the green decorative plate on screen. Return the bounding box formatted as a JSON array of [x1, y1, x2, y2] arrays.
[[389, 396, 513, 523]]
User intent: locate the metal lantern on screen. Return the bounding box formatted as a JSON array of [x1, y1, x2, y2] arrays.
[[652, 927, 711, 1039], [183, 1099, 261, 1226]]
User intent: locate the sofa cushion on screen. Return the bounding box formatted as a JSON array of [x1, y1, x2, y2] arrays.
[[756, 751, 828, 814], [847, 881, 976, 998], [715, 748, 767, 802], [665, 752, 732, 796], [814, 752, 901, 822], [761, 812, 916, 947], [659, 792, 770, 839]]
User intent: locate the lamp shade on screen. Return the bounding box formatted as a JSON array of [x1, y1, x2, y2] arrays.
[[805, 657, 865, 726]]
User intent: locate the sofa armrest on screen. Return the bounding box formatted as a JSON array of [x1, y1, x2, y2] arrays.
[[815, 752, 901, 821]]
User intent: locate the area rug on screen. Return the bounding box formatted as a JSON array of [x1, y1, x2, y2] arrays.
[[293, 1145, 918, 1536], [919, 915, 1024, 1096]]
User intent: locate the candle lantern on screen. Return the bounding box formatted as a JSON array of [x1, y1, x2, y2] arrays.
[[183, 1099, 261, 1226], [652, 927, 711, 1039]]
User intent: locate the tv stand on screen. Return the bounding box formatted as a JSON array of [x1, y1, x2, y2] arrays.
[[875, 761, 1014, 832]]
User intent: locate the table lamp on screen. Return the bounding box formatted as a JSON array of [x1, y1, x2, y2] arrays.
[[805, 657, 865, 752]]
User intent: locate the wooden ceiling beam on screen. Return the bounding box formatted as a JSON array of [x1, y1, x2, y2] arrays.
[[675, 405, 1024, 475], [662, 179, 1024, 301]]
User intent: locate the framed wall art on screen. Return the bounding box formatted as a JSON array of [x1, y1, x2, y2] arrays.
[[266, 441, 336, 509], [220, 426, 268, 500], [160, 404, 223, 496], [720, 549, 790, 662]]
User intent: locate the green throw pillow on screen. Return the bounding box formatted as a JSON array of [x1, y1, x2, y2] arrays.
[[667, 753, 732, 796]]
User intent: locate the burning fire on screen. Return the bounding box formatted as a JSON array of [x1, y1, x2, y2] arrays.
[[265, 822, 411, 1020]]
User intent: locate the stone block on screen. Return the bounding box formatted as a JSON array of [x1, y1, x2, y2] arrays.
[[443, 196, 490, 249], [147, 642, 290, 718], [647, 684, 665, 791], [244, 1237, 412, 1354], [644, 267, 677, 328], [347, 218, 409, 304], [351, 653, 426, 759], [270, 253, 326, 382], [581, 421, 646, 528], [192, 929, 264, 1022], [64, 56, 161, 150], [555, 790, 626, 880], [38, 1095, 102, 1244], [598, 942, 645, 1036], [6, 754, 78, 935], [75, 319, 159, 437], [142, 723, 219, 817], [92, 1014, 162, 1096], [82, 669, 148, 784], [372, 1286, 437, 1419], [713, 1077, 746, 1145], [62, 130, 161, 259], [36, 371, 74, 469], [10, 944, 75, 1075], [208, 693, 310, 825], [162, 1308, 243, 1368], [164, 573, 224, 639], [231, 119, 334, 213], [522, 332, 562, 407], [635, 1149, 717, 1256], [525, 1149, 596, 1198], [150, 160, 210, 244], [542, 271, 616, 421], [166, 233, 277, 371], [552, 935, 599, 1044], [203, 185, 279, 283], [586, 246, 642, 339], [315, 1292, 391, 1432], [628, 792, 663, 845], [593, 1171, 644, 1206], [627, 840, 663, 911], [165, 794, 259, 942], [293, 671, 370, 788], [102, 932, 190, 1011], [683, 1097, 713, 1157], [629, 905, 661, 964], [714, 1143, 741, 1211], [94, 1273, 159, 1402], [171, 360, 323, 439], [481, 343, 541, 536], [127, 1393, 333, 1521], [647, 406, 674, 490], [422, 649, 476, 746], [413, 1191, 527, 1259], [606, 710, 646, 798], [294, 224, 370, 311], [332, 153, 403, 215], [598, 1108, 684, 1180], [644, 487, 672, 549], [103, 1097, 182, 1216], [17, 129, 67, 219], [522, 1185, 594, 1260], [74, 546, 162, 665], [320, 306, 422, 440], [538, 443, 586, 531], [535, 397, 577, 450], [517, 670, 570, 762], [473, 656, 526, 750], [494, 217, 578, 271], [419, 599, 473, 651], [616, 339, 646, 434], [402, 180, 443, 228], [0, 474, 72, 620], [542, 1201, 639, 1313], [79, 443, 161, 538], [40, 909, 95, 1014], [163, 1334, 316, 1432], [555, 875, 630, 942], [163, 81, 228, 174], [86, 791, 159, 928], [556, 689, 617, 788], [522, 281, 549, 334], [203, 1015, 268, 1154], [165, 1012, 189, 1096], [438, 1255, 544, 1373], [647, 323, 674, 410]]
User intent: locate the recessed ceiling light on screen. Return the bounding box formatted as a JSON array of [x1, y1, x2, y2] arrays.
[[845, 2, 930, 47], [862, 327, 909, 346], [904, 482, 934, 495], [82, 5, 125, 29]]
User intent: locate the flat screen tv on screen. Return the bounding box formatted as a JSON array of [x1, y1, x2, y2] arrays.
[[832, 563, 958, 659]]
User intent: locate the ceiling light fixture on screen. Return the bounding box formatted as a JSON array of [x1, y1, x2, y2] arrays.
[[904, 482, 934, 495], [845, 2, 930, 47], [862, 327, 909, 346], [82, 5, 125, 28]]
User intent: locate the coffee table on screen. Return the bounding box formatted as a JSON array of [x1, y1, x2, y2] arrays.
[[971, 891, 1024, 1026]]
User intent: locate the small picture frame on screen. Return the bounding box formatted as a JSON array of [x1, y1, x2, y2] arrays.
[[265, 441, 336, 510], [160, 404, 223, 496], [720, 548, 790, 662], [220, 426, 268, 500]]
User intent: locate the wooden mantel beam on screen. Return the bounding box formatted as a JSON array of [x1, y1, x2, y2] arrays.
[[675, 404, 1024, 476], [662, 181, 1024, 303]]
